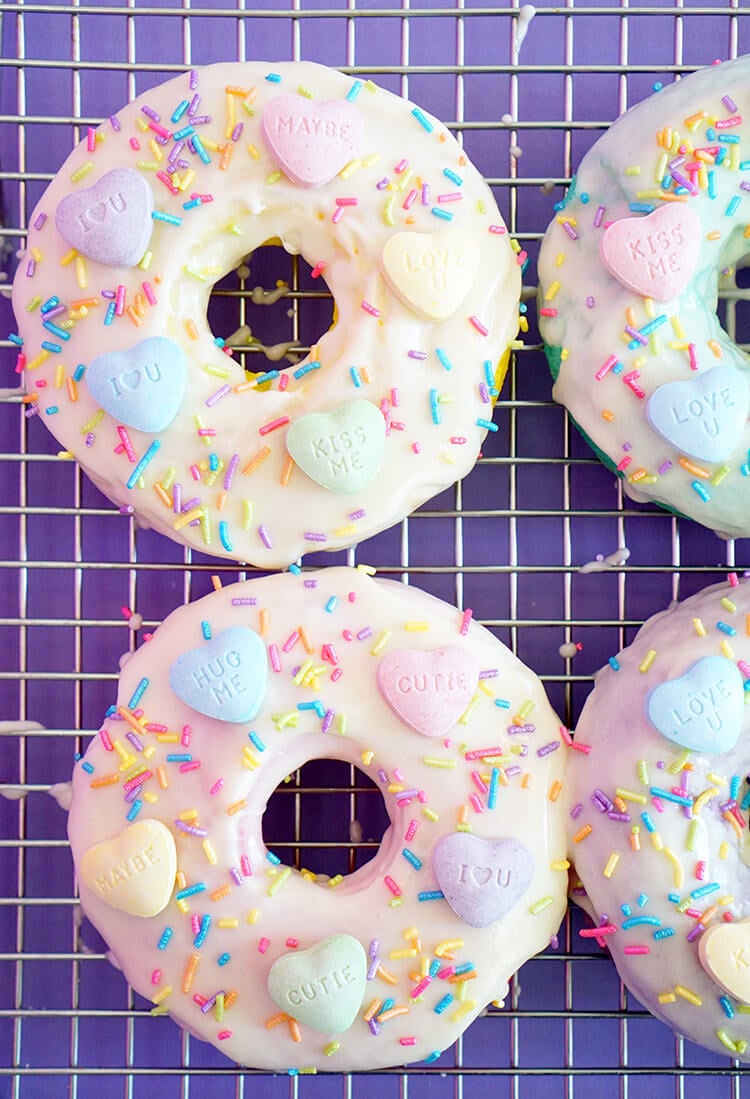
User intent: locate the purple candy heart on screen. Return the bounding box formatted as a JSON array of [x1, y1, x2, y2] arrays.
[[55, 168, 154, 268], [432, 833, 534, 928]]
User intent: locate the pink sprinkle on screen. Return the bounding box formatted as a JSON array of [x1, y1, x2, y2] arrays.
[[151, 969, 161, 985], [460, 608, 473, 636], [652, 796, 665, 813], [282, 630, 300, 653], [331, 667, 343, 682], [403, 189, 419, 210], [437, 192, 463, 203], [115, 285, 126, 317], [469, 793, 484, 814], [335, 197, 358, 206], [616, 456, 632, 473], [311, 261, 326, 278], [624, 371, 646, 399], [87, 127, 97, 152], [142, 281, 157, 306], [623, 945, 650, 955], [488, 224, 507, 234], [437, 966, 455, 979], [393, 768, 404, 782], [559, 725, 573, 746], [464, 747, 502, 761], [716, 115, 742, 129], [579, 925, 617, 938], [471, 771, 488, 794], [259, 416, 289, 436], [469, 316, 488, 337], [595, 355, 617, 381], [331, 206, 345, 224], [149, 120, 171, 140], [258, 937, 270, 954], [217, 1031, 232, 1040], [729, 572, 740, 587], [193, 993, 207, 1006], [190, 914, 201, 935], [688, 343, 698, 371], [240, 855, 252, 876], [129, 137, 140, 151], [394, 158, 408, 173], [210, 779, 224, 796], [412, 442, 422, 454], [99, 728, 114, 751], [361, 301, 381, 318], [569, 741, 591, 754], [117, 426, 137, 463], [279, 373, 289, 391], [593, 205, 605, 228], [182, 725, 191, 747], [384, 875, 401, 897], [410, 978, 431, 999], [190, 465, 201, 481], [404, 819, 418, 841], [286, 938, 299, 948], [450, 436, 467, 445], [390, 387, 399, 407], [179, 761, 201, 773], [695, 860, 707, 880], [269, 644, 282, 673]]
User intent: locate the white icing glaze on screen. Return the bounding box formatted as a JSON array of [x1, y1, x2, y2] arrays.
[[68, 567, 567, 1070], [12, 62, 520, 567], [567, 576, 750, 1060], [538, 55, 750, 538]]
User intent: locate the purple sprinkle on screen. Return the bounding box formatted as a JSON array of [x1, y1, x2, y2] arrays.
[[670, 169, 698, 196], [231, 123, 244, 143], [537, 741, 560, 757], [622, 441, 632, 452], [608, 811, 631, 823], [205, 384, 231, 408], [377, 768, 388, 784], [376, 177, 389, 190], [586, 296, 595, 308], [231, 597, 258, 606], [686, 925, 704, 943], [722, 95, 738, 113], [175, 819, 208, 837], [110, 115, 121, 132], [507, 723, 534, 735], [141, 105, 160, 122], [26, 258, 36, 277], [200, 994, 219, 1015], [348, 509, 366, 521], [182, 497, 201, 512], [369, 1017, 381, 1036], [155, 134, 169, 147], [85, 433, 95, 447], [304, 532, 327, 542], [657, 460, 673, 475], [223, 454, 240, 491], [396, 789, 420, 802], [176, 159, 190, 170], [124, 786, 139, 804], [357, 628, 373, 641], [367, 957, 380, 980], [32, 212, 47, 231], [101, 289, 117, 299], [624, 325, 648, 345], [593, 205, 605, 228], [369, 939, 380, 959], [230, 867, 242, 886], [189, 71, 199, 91], [571, 802, 584, 819], [421, 183, 430, 205], [172, 483, 182, 514], [190, 115, 211, 126], [562, 220, 578, 240], [322, 710, 334, 733], [126, 731, 144, 752], [479, 669, 498, 679], [258, 525, 272, 549], [740, 182, 750, 194], [303, 579, 318, 588], [188, 93, 201, 115], [478, 381, 491, 404], [668, 156, 686, 170], [169, 141, 184, 163], [504, 765, 522, 778], [43, 304, 66, 320], [119, 505, 134, 515], [408, 350, 427, 360], [593, 789, 613, 811]]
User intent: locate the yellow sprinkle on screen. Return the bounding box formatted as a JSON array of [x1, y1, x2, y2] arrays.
[[624, 166, 641, 176], [529, 896, 554, 915], [686, 819, 699, 852], [422, 807, 438, 822], [650, 831, 664, 852], [174, 507, 204, 530], [75, 256, 88, 289], [603, 854, 619, 879], [720, 640, 734, 660], [551, 860, 570, 872], [139, 251, 153, 270], [152, 985, 172, 1005], [706, 772, 727, 787], [615, 787, 647, 805], [246, 909, 260, 924], [361, 750, 375, 766], [692, 787, 719, 815], [458, 695, 480, 725], [268, 866, 291, 896], [544, 280, 561, 302], [333, 525, 357, 539], [217, 918, 239, 929], [720, 598, 737, 614], [370, 630, 391, 656], [555, 252, 565, 266], [692, 617, 706, 636], [71, 161, 94, 183], [708, 339, 723, 358], [719, 846, 730, 863], [712, 465, 730, 487], [435, 939, 464, 958], [717, 1030, 745, 1054], [675, 985, 702, 1007], [265, 170, 282, 184], [671, 315, 686, 339], [388, 948, 418, 960], [404, 621, 430, 631], [663, 847, 683, 888], [667, 749, 691, 775], [323, 1042, 340, 1057], [637, 760, 649, 786], [637, 648, 658, 674], [422, 757, 456, 769], [202, 839, 218, 865], [658, 992, 677, 1005], [340, 159, 363, 179], [450, 1001, 476, 1022]]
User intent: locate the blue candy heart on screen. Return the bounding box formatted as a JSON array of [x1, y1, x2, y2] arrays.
[[168, 627, 268, 724], [646, 656, 744, 755], [432, 833, 534, 928], [646, 364, 749, 464], [86, 337, 187, 433]]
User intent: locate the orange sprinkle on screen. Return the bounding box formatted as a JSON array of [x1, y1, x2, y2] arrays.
[[744, 224, 750, 239], [126, 305, 142, 327], [22, 393, 38, 404], [226, 799, 247, 816], [679, 457, 710, 479], [722, 810, 742, 840], [265, 1012, 288, 1029], [280, 454, 294, 486], [601, 409, 615, 422], [211, 575, 223, 591], [630, 830, 641, 852], [521, 773, 532, 789], [71, 297, 99, 309], [574, 824, 593, 843], [156, 765, 168, 790], [154, 483, 173, 508], [363, 999, 382, 1022], [216, 491, 227, 512], [211, 885, 231, 902], [185, 319, 199, 341], [242, 446, 271, 476], [116, 706, 149, 735], [708, 339, 723, 358], [224, 991, 239, 1009], [220, 143, 234, 171], [376, 964, 398, 986], [134, 293, 147, 317], [182, 953, 200, 994], [90, 773, 119, 788], [700, 906, 718, 926], [448, 971, 477, 983], [66, 377, 78, 402], [549, 781, 563, 802], [458, 804, 469, 825], [378, 1006, 409, 1022], [288, 1018, 302, 1043], [298, 626, 314, 655]]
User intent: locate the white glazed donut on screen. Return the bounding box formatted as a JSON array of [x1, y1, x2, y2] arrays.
[[566, 575, 750, 1060], [537, 54, 750, 538], [11, 61, 520, 567], [67, 566, 568, 1071]]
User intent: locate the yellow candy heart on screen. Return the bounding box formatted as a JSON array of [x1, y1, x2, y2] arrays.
[[380, 229, 478, 321], [698, 919, 750, 1004], [79, 818, 177, 918]]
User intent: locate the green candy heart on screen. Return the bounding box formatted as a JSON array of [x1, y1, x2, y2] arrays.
[[267, 934, 367, 1034], [286, 400, 385, 495]]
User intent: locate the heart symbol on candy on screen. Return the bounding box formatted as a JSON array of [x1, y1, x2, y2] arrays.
[[699, 919, 750, 1004], [381, 229, 479, 321], [79, 819, 177, 918], [85, 336, 187, 434], [646, 655, 744, 755], [55, 167, 154, 267], [286, 400, 386, 495], [432, 833, 534, 928], [169, 626, 268, 724], [267, 934, 367, 1034], [599, 203, 702, 301], [377, 647, 480, 736], [261, 94, 362, 188], [645, 364, 749, 464]]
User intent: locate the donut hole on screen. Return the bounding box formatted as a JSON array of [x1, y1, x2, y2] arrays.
[[729, 261, 750, 350], [206, 244, 334, 375], [262, 758, 389, 880]]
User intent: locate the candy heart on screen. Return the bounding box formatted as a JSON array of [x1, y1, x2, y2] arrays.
[[432, 834, 534, 928], [79, 819, 176, 917], [55, 168, 154, 267], [267, 934, 367, 1034], [646, 656, 744, 754], [86, 337, 187, 434], [599, 203, 701, 301], [377, 647, 480, 736], [286, 400, 385, 495], [699, 920, 750, 1004], [168, 626, 268, 724], [381, 229, 478, 321], [646, 364, 749, 463], [261, 94, 362, 188]]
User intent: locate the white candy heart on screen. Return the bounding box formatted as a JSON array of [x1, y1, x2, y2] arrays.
[[79, 819, 176, 917], [381, 229, 478, 320], [646, 364, 749, 463], [267, 934, 367, 1034]]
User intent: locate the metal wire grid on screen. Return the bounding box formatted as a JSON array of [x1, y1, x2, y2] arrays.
[[2, 1, 750, 1096]]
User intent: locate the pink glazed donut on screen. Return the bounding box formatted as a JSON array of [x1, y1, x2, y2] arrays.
[[68, 567, 568, 1071], [11, 61, 520, 567]]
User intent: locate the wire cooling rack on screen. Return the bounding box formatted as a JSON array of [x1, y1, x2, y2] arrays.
[[3, 1, 750, 1096]]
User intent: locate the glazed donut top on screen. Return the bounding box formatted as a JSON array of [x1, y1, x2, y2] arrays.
[[12, 61, 520, 567], [537, 54, 750, 538], [567, 576, 750, 1060], [68, 567, 568, 1071]]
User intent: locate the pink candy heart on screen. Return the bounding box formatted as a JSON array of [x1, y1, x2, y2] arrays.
[[261, 94, 362, 188], [377, 647, 480, 737], [55, 168, 154, 268], [599, 203, 701, 301]]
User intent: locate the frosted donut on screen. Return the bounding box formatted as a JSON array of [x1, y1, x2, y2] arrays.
[[537, 55, 750, 538], [67, 566, 568, 1071], [11, 61, 520, 567], [566, 575, 750, 1060]]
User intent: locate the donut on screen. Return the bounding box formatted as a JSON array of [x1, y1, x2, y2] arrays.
[[67, 566, 568, 1071], [537, 54, 750, 538], [566, 574, 750, 1060], [11, 61, 521, 567]]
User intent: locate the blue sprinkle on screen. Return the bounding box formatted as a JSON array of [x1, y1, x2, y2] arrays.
[[171, 99, 190, 123], [443, 168, 463, 186], [622, 915, 662, 929], [41, 297, 60, 314], [81, 761, 94, 774], [194, 914, 211, 947], [706, 127, 717, 141], [580, 192, 590, 203], [454, 962, 474, 976], [293, 361, 321, 379], [612, 361, 625, 375], [166, 753, 192, 762], [488, 767, 499, 810], [708, 171, 717, 200], [176, 883, 206, 900], [726, 195, 741, 217], [650, 786, 693, 807], [402, 848, 423, 871], [637, 893, 648, 908], [41, 341, 62, 354], [209, 453, 219, 472], [201, 620, 212, 640], [157, 927, 173, 950], [431, 207, 453, 221], [717, 621, 737, 636], [104, 302, 116, 326], [691, 480, 711, 503], [641, 812, 656, 833], [639, 315, 667, 337], [380, 998, 395, 1015], [346, 80, 362, 102], [608, 656, 621, 671], [265, 72, 282, 82], [126, 440, 161, 490], [495, 698, 511, 708], [73, 364, 85, 381], [476, 418, 498, 432], [629, 202, 654, 214], [434, 995, 453, 1016], [267, 851, 281, 866], [740, 160, 750, 171], [430, 389, 441, 425], [423, 1050, 442, 1063], [183, 198, 202, 211], [44, 406, 59, 415], [720, 995, 735, 1019], [690, 881, 720, 900], [730, 775, 741, 801], [417, 890, 445, 901], [128, 677, 150, 710], [429, 960, 441, 977], [151, 210, 184, 226], [668, 893, 681, 905], [719, 134, 740, 144], [288, 564, 301, 575], [350, 366, 362, 388], [716, 147, 727, 166], [435, 348, 453, 371], [325, 596, 339, 614], [8, 333, 24, 346], [653, 927, 675, 940], [172, 125, 195, 141], [218, 952, 231, 967], [126, 799, 143, 822], [219, 521, 233, 554], [248, 732, 266, 752], [411, 107, 433, 132], [621, 903, 631, 916]]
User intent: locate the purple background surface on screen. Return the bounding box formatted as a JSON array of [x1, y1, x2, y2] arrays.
[[2, 1, 750, 1095]]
